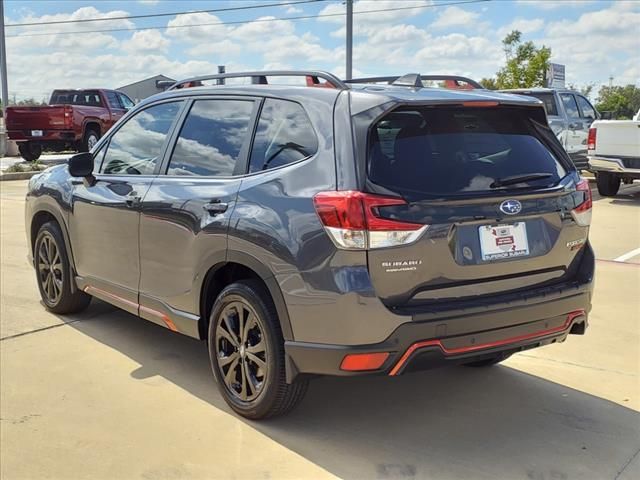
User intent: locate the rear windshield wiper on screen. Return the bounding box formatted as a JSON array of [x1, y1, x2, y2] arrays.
[[490, 173, 553, 189]]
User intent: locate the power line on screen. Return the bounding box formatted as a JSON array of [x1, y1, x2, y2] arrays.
[[6, 0, 489, 38], [5, 0, 327, 28]]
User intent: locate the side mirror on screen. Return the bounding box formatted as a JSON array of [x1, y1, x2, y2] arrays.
[[68, 152, 94, 177]]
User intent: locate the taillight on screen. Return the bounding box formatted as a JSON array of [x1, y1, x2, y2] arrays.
[[313, 191, 428, 250], [571, 179, 592, 227], [587, 127, 597, 151], [64, 105, 73, 128]]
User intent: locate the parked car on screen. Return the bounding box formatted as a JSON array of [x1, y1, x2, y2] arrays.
[[25, 71, 594, 419], [588, 109, 640, 196], [499, 88, 600, 171], [6, 89, 135, 161]]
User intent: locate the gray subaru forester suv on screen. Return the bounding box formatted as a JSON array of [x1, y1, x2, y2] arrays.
[[25, 71, 594, 419]]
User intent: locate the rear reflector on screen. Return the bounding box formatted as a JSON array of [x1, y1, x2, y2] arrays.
[[571, 179, 592, 227], [587, 127, 597, 151], [340, 352, 390, 371], [313, 191, 428, 250]]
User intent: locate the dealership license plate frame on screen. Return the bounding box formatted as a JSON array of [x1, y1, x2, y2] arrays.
[[31, 130, 43, 137], [479, 222, 530, 261]]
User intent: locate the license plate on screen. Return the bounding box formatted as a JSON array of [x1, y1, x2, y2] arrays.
[[31, 130, 43, 137], [479, 223, 529, 261]]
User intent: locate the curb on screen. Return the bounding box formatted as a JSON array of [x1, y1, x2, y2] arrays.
[[0, 171, 43, 181]]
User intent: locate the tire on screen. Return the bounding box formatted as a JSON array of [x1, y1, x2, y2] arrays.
[[34, 221, 91, 314], [18, 142, 42, 161], [596, 172, 620, 197], [79, 128, 100, 152], [208, 280, 308, 419], [462, 352, 512, 367]]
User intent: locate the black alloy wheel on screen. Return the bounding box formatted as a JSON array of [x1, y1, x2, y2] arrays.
[[215, 300, 268, 402], [37, 231, 64, 306]]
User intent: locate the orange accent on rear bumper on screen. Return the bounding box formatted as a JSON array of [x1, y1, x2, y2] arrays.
[[388, 310, 586, 376], [340, 352, 390, 371]]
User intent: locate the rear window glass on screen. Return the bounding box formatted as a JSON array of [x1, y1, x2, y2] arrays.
[[516, 92, 558, 116], [368, 107, 566, 197]]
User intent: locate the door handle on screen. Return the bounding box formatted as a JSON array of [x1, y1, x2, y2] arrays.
[[125, 191, 142, 208], [203, 200, 228, 214]]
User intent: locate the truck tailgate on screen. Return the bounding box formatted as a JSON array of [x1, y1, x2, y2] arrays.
[[5, 106, 69, 131]]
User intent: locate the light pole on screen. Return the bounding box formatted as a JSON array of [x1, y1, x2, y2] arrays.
[[0, 0, 9, 113], [345, 0, 353, 80]]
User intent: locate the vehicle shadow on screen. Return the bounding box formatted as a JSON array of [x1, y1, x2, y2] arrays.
[[67, 302, 640, 480]]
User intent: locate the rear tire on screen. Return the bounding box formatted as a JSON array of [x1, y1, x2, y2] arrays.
[[208, 279, 308, 419], [596, 172, 620, 196], [34, 222, 91, 314], [18, 142, 42, 161], [462, 352, 512, 367], [79, 128, 100, 152]]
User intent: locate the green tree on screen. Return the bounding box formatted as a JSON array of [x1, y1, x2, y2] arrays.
[[479, 77, 498, 90], [595, 85, 640, 119], [489, 30, 551, 89]]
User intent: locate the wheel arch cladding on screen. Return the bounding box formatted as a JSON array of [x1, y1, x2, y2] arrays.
[[83, 120, 101, 136], [198, 256, 293, 342], [31, 208, 78, 292]]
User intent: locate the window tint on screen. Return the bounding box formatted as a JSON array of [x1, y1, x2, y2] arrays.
[[368, 107, 566, 197], [101, 102, 182, 175], [167, 100, 254, 176], [517, 92, 558, 116], [576, 95, 596, 119], [248, 99, 317, 173], [105, 91, 122, 110], [560, 94, 579, 118], [118, 93, 135, 110]]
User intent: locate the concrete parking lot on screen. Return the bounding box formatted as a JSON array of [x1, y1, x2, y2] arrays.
[[1, 179, 639, 480]]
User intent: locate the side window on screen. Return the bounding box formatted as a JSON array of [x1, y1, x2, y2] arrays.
[[560, 93, 580, 118], [167, 99, 254, 176], [248, 99, 318, 173], [118, 93, 135, 110], [101, 102, 182, 175], [576, 95, 596, 119], [105, 91, 122, 110]]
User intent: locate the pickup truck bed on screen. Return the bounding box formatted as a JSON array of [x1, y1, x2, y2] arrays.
[[588, 110, 640, 196]]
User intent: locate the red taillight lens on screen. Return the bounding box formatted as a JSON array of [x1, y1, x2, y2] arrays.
[[340, 352, 390, 371], [571, 179, 592, 227], [313, 191, 428, 250], [587, 127, 597, 151]]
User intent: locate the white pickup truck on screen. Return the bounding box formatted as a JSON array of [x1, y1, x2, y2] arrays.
[[587, 109, 640, 196]]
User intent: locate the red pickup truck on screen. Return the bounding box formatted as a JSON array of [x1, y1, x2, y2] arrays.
[[5, 89, 135, 161]]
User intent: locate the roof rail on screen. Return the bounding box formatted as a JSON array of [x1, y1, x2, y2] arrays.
[[345, 74, 483, 89], [168, 70, 348, 90]]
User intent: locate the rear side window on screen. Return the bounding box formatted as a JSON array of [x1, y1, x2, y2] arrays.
[[576, 95, 596, 119], [248, 99, 317, 173], [167, 99, 254, 176], [105, 91, 122, 110], [368, 107, 566, 197], [517, 92, 558, 116], [560, 94, 579, 118]]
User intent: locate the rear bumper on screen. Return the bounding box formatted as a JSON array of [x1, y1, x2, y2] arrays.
[[8, 130, 78, 142], [588, 155, 640, 177], [285, 292, 590, 381]]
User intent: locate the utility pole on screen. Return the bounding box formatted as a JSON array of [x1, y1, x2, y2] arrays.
[[345, 0, 353, 80], [0, 0, 9, 113], [608, 75, 613, 87]]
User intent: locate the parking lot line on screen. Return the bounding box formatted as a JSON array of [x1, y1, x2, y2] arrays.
[[614, 247, 640, 263]]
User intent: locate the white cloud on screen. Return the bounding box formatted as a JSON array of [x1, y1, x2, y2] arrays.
[[318, 0, 433, 24], [430, 6, 480, 29], [498, 18, 544, 36], [515, 0, 595, 10], [123, 30, 170, 54]]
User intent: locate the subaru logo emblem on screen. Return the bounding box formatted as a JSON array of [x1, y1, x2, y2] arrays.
[[500, 199, 522, 215]]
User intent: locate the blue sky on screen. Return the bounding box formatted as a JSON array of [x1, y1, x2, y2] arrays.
[[4, 0, 639, 100]]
